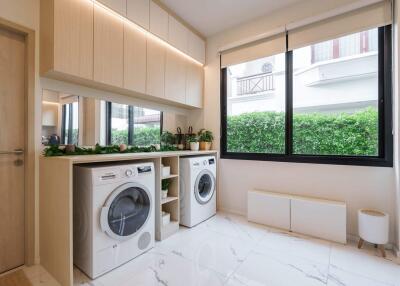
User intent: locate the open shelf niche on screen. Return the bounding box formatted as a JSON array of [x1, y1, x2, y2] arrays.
[[155, 156, 180, 240]]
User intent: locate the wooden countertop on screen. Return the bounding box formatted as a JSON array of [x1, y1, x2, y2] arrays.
[[40, 150, 218, 164]]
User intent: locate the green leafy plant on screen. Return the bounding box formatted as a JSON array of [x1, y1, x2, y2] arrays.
[[161, 178, 171, 190], [198, 129, 214, 142], [226, 107, 378, 156], [187, 134, 198, 143], [160, 131, 176, 147]]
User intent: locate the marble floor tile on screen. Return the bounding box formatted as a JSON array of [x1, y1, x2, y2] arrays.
[[96, 248, 226, 286], [20, 212, 400, 286], [226, 250, 329, 286], [327, 265, 395, 286], [157, 227, 256, 278], [330, 243, 400, 286], [254, 229, 332, 265]]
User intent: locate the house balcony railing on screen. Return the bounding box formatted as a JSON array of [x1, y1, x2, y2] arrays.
[[236, 72, 274, 96]]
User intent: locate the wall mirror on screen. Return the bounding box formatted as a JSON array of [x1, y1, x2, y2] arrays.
[[41, 89, 167, 147]]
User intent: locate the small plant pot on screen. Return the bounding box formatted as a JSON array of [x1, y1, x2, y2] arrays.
[[200, 142, 212, 151], [161, 189, 168, 199], [190, 142, 199, 151]]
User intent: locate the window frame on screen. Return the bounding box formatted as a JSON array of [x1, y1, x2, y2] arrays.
[[61, 102, 77, 145], [105, 101, 163, 146], [220, 25, 393, 167]]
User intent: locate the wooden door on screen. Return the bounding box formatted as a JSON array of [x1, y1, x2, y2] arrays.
[[0, 28, 26, 273]]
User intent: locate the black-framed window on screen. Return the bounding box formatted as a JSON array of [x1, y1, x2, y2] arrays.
[[105, 101, 163, 146], [220, 25, 392, 167], [61, 102, 79, 145]]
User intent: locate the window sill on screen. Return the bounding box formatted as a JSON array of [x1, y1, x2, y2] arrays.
[[221, 152, 393, 167]]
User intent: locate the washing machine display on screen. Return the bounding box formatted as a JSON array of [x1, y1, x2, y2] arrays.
[[101, 183, 151, 239], [194, 170, 215, 204]]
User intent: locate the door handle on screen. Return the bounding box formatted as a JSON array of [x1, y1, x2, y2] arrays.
[[0, 149, 24, 155]]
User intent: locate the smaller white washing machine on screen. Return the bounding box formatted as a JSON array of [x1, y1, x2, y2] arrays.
[[73, 162, 155, 279], [180, 156, 217, 227]]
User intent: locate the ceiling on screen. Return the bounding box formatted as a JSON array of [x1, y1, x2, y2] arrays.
[[159, 0, 303, 37]]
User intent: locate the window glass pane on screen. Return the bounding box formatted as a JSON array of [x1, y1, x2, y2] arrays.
[[226, 53, 286, 154], [111, 103, 129, 145], [133, 107, 161, 146], [293, 28, 379, 156]]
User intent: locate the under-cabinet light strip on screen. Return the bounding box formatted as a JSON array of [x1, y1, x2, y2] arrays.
[[90, 0, 204, 66]]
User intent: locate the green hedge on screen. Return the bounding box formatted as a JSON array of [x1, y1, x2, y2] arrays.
[[227, 108, 378, 156], [111, 127, 160, 146]]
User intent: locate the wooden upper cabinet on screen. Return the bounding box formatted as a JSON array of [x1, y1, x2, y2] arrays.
[[94, 5, 124, 88], [97, 0, 127, 16], [187, 32, 206, 64], [149, 1, 168, 40], [127, 0, 150, 30], [40, 0, 94, 80], [165, 50, 186, 104], [168, 16, 188, 53], [124, 23, 147, 94], [186, 62, 203, 108], [146, 38, 165, 99]]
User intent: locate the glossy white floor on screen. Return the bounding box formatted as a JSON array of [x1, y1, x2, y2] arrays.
[[26, 212, 399, 286]]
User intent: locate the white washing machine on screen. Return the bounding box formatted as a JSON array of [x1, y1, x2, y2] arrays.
[[73, 162, 155, 279], [180, 156, 217, 227]]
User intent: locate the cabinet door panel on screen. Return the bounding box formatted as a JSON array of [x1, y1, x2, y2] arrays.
[[187, 31, 205, 64], [165, 51, 186, 104], [168, 16, 188, 53], [94, 5, 124, 87], [127, 0, 150, 30], [149, 1, 168, 40], [54, 0, 93, 79], [146, 39, 165, 98], [97, 0, 127, 15], [186, 62, 203, 108], [124, 23, 147, 93]]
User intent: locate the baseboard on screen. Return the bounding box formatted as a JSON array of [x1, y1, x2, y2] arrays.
[[217, 207, 246, 217]]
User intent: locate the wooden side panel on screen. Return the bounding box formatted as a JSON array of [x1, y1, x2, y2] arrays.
[[39, 158, 73, 286], [40, 0, 54, 75], [165, 50, 186, 104], [53, 0, 93, 80], [94, 5, 124, 88], [124, 23, 147, 94], [146, 38, 165, 98]]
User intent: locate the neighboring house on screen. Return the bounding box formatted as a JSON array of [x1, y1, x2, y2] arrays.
[[227, 28, 378, 115]]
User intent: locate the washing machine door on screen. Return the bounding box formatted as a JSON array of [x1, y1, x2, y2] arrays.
[[100, 182, 152, 240], [194, 169, 215, 204]]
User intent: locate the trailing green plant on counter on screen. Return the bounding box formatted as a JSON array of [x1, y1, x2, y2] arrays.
[[43, 143, 178, 157]]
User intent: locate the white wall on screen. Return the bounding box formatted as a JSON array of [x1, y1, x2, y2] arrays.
[[194, 0, 399, 244]]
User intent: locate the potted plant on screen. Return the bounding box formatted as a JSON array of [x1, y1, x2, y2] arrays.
[[198, 129, 214, 151], [160, 131, 176, 148], [161, 178, 171, 199], [187, 135, 199, 151]]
